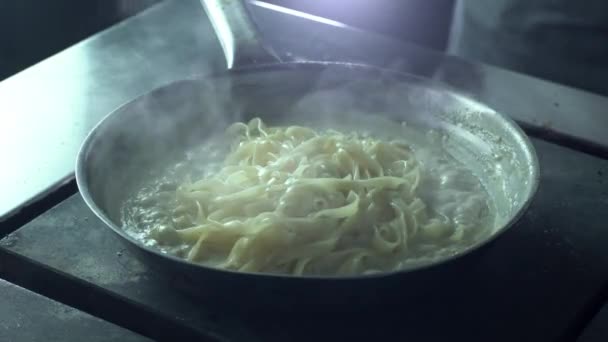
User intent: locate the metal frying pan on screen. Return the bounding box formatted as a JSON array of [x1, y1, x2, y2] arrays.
[[75, 0, 539, 312]]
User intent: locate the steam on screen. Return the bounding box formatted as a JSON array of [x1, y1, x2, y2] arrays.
[[81, 0, 530, 243]]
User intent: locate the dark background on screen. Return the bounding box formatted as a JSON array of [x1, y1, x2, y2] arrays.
[[0, 0, 455, 81]]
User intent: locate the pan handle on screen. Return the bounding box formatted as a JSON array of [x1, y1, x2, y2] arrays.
[[201, 0, 282, 69]]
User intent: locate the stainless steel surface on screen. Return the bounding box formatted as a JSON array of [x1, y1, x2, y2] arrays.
[[1, 0, 608, 221], [0, 1, 224, 220], [76, 63, 539, 277], [201, 0, 280, 68]]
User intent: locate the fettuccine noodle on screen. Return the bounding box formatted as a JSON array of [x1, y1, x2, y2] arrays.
[[134, 118, 470, 276]]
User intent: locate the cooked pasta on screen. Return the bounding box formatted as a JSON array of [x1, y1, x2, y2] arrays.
[[122, 118, 491, 276]]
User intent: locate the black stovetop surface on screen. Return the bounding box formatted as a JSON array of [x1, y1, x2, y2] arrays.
[[3, 138, 608, 341], [0, 279, 150, 341]]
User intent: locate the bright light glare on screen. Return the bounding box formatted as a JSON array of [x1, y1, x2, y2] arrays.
[[204, 0, 236, 68], [251, 1, 349, 28]]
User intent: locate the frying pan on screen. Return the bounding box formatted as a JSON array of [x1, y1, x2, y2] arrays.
[[76, 0, 539, 312]]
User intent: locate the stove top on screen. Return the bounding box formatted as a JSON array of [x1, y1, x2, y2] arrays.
[[0, 279, 149, 341], [2, 138, 608, 341]]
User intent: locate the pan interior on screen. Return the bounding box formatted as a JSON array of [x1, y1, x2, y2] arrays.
[[79, 63, 537, 275]]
